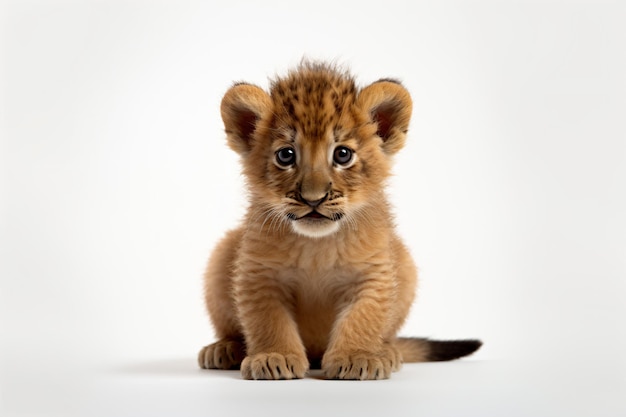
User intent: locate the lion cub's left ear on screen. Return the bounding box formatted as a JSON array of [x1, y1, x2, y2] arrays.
[[356, 80, 412, 155]]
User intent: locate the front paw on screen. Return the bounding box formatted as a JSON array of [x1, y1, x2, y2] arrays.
[[241, 352, 309, 380], [322, 345, 402, 380]]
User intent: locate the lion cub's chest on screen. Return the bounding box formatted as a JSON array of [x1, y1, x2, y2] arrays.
[[277, 236, 360, 297], [244, 231, 381, 355], [274, 241, 361, 357], [279, 265, 356, 358], [277, 260, 358, 303]]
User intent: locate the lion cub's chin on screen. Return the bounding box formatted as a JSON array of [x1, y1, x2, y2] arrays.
[[290, 218, 341, 238]]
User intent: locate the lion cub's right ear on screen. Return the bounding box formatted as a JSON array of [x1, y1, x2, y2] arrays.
[[220, 83, 272, 155]]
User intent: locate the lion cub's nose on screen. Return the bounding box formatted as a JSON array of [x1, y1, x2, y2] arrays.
[[299, 193, 328, 209]]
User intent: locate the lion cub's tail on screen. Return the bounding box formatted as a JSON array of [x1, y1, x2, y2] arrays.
[[396, 337, 482, 362]]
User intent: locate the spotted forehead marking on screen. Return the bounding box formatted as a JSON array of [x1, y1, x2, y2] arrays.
[[270, 64, 357, 141]]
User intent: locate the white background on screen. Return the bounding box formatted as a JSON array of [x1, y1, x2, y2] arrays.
[[1, 0, 625, 416]]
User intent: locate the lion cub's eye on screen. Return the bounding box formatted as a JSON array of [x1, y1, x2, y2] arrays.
[[333, 146, 353, 166], [276, 147, 296, 167]]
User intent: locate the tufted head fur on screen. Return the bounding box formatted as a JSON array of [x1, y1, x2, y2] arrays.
[[220, 62, 413, 238]]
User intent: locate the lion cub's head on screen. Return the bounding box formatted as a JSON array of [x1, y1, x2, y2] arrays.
[[220, 63, 412, 238]]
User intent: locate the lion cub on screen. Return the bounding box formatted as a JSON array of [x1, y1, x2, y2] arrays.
[[198, 62, 481, 380]]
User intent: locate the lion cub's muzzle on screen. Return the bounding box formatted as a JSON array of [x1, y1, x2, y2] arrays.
[[286, 191, 345, 238]]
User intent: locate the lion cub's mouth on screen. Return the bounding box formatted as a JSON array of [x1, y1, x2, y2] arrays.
[[287, 210, 344, 238], [290, 211, 343, 221], [303, 211, 326, 220]]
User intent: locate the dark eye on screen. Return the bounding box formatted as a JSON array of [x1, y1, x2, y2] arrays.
[[276, 147, 296, 166], [333, 146, 353, 166]]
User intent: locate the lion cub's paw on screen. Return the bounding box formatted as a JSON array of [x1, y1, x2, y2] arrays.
[[241, 352, 308, 380], [322, 345, 402, 380], [198, 339, 245, 370]]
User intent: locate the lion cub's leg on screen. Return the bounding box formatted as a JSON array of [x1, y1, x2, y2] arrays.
[[199, 229, 246, 370], [322, 265, 402, 380], [234, 271, 309, 380]]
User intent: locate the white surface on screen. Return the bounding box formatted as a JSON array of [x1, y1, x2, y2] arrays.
[[1, 1, 625, 416]]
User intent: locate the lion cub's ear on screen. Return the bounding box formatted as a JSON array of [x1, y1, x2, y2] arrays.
[[220, 83, 272, 155], [357, 80, 412, 155]]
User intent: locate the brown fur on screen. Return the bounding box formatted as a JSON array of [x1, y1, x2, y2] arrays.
[[198, 62, 481, 380]]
